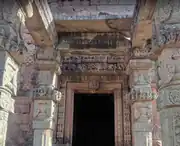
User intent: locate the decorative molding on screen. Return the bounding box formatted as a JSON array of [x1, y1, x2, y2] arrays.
[[131, 86, 157, 101], [58, 32, 131, 49], [59, 74, 125, 88], [61, 55, 126, 73]]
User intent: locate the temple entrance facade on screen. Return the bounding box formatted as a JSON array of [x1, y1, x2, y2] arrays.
[[2, 0, 180, 146]]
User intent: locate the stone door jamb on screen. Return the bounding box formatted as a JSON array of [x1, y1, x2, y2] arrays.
[[64, 81, 123, 146]]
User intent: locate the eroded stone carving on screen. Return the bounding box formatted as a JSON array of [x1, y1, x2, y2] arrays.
[[133, 102, 152, 123], [88, 79, 100, 90], [0, 0, 21, 51], [153, 0, 180, 47], [32, 85, 61, 102], [157, 48, 180, 87], [61, 55, 125, 72], [49, 0, 136, 20]]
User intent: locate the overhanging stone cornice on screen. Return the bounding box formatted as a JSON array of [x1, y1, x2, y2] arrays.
[[17, 0, 58, 48]]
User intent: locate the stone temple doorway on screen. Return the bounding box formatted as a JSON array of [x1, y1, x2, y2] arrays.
[[60, 76, 131, 146], [72, 93, 114, 146]]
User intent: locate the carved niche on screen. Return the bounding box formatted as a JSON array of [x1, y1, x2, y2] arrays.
[[88, 79, 100, 91]]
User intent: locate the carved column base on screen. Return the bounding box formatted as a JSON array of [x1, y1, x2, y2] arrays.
[[157, 85, 180, 146], [0, 110, 9, 146], [32, 85, 61, 146], [133, 123, 152, 146], [33, 129, 53, 146], [132, 102, 153, 146], [158, 107, 180, 146]]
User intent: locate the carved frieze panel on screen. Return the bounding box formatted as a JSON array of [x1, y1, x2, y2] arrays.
[[61, 55, 126, 73], [58, 32, 131, 49], [59, 74, 125, 88]]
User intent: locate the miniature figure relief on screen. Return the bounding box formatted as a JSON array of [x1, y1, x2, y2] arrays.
[[133, 102, 152, 123], [34, 100, 55, 121]]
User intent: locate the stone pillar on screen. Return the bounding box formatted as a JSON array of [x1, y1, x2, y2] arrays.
[[128, 59, 156, 146], [153, 1, 180, 145], [0, 51, 19, 146], [152, 100, 162, 146], [156, 48, 180, 146], [31, 48, 61, 146]]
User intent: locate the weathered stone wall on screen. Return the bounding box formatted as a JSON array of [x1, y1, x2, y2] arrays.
[[6, 97, 33, 146]]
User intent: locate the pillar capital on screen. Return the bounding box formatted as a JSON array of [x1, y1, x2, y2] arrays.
[[127, 59, 157, 101], [32, 48, 62, 146], [153, 0, 180, 49], [157, 48, 180, 88]]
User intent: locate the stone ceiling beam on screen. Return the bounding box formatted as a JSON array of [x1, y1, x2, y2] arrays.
[[132, 0, 157, 48], [17, 0, 58, 48]]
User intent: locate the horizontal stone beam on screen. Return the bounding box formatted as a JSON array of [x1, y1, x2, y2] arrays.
[[18, 0, 57, 48]]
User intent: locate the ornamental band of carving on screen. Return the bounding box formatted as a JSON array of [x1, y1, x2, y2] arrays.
[[61, 55, 126, 73]]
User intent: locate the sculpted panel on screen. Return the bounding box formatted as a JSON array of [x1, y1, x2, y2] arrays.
[[61, 55, 126, 73], [153, 0, 180, 47]]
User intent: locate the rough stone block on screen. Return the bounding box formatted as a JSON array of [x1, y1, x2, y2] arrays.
[[15, 104, 30, 114]]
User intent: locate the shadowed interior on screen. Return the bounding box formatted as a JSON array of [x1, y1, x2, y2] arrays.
[[72, 93, 114, 146]]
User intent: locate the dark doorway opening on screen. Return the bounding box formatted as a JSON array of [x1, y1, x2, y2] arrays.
[[72, 93, 114, 146]]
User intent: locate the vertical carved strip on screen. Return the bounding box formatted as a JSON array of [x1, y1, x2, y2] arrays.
[[64, 88, 71, 144], [114, 89, 123, 146], [123, 90, 132, 146], [55, 88, 66, 143], [69, 89, 74, 144]]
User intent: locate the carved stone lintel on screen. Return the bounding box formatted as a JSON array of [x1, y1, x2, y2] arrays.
[[61, 55, 125, 73]]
